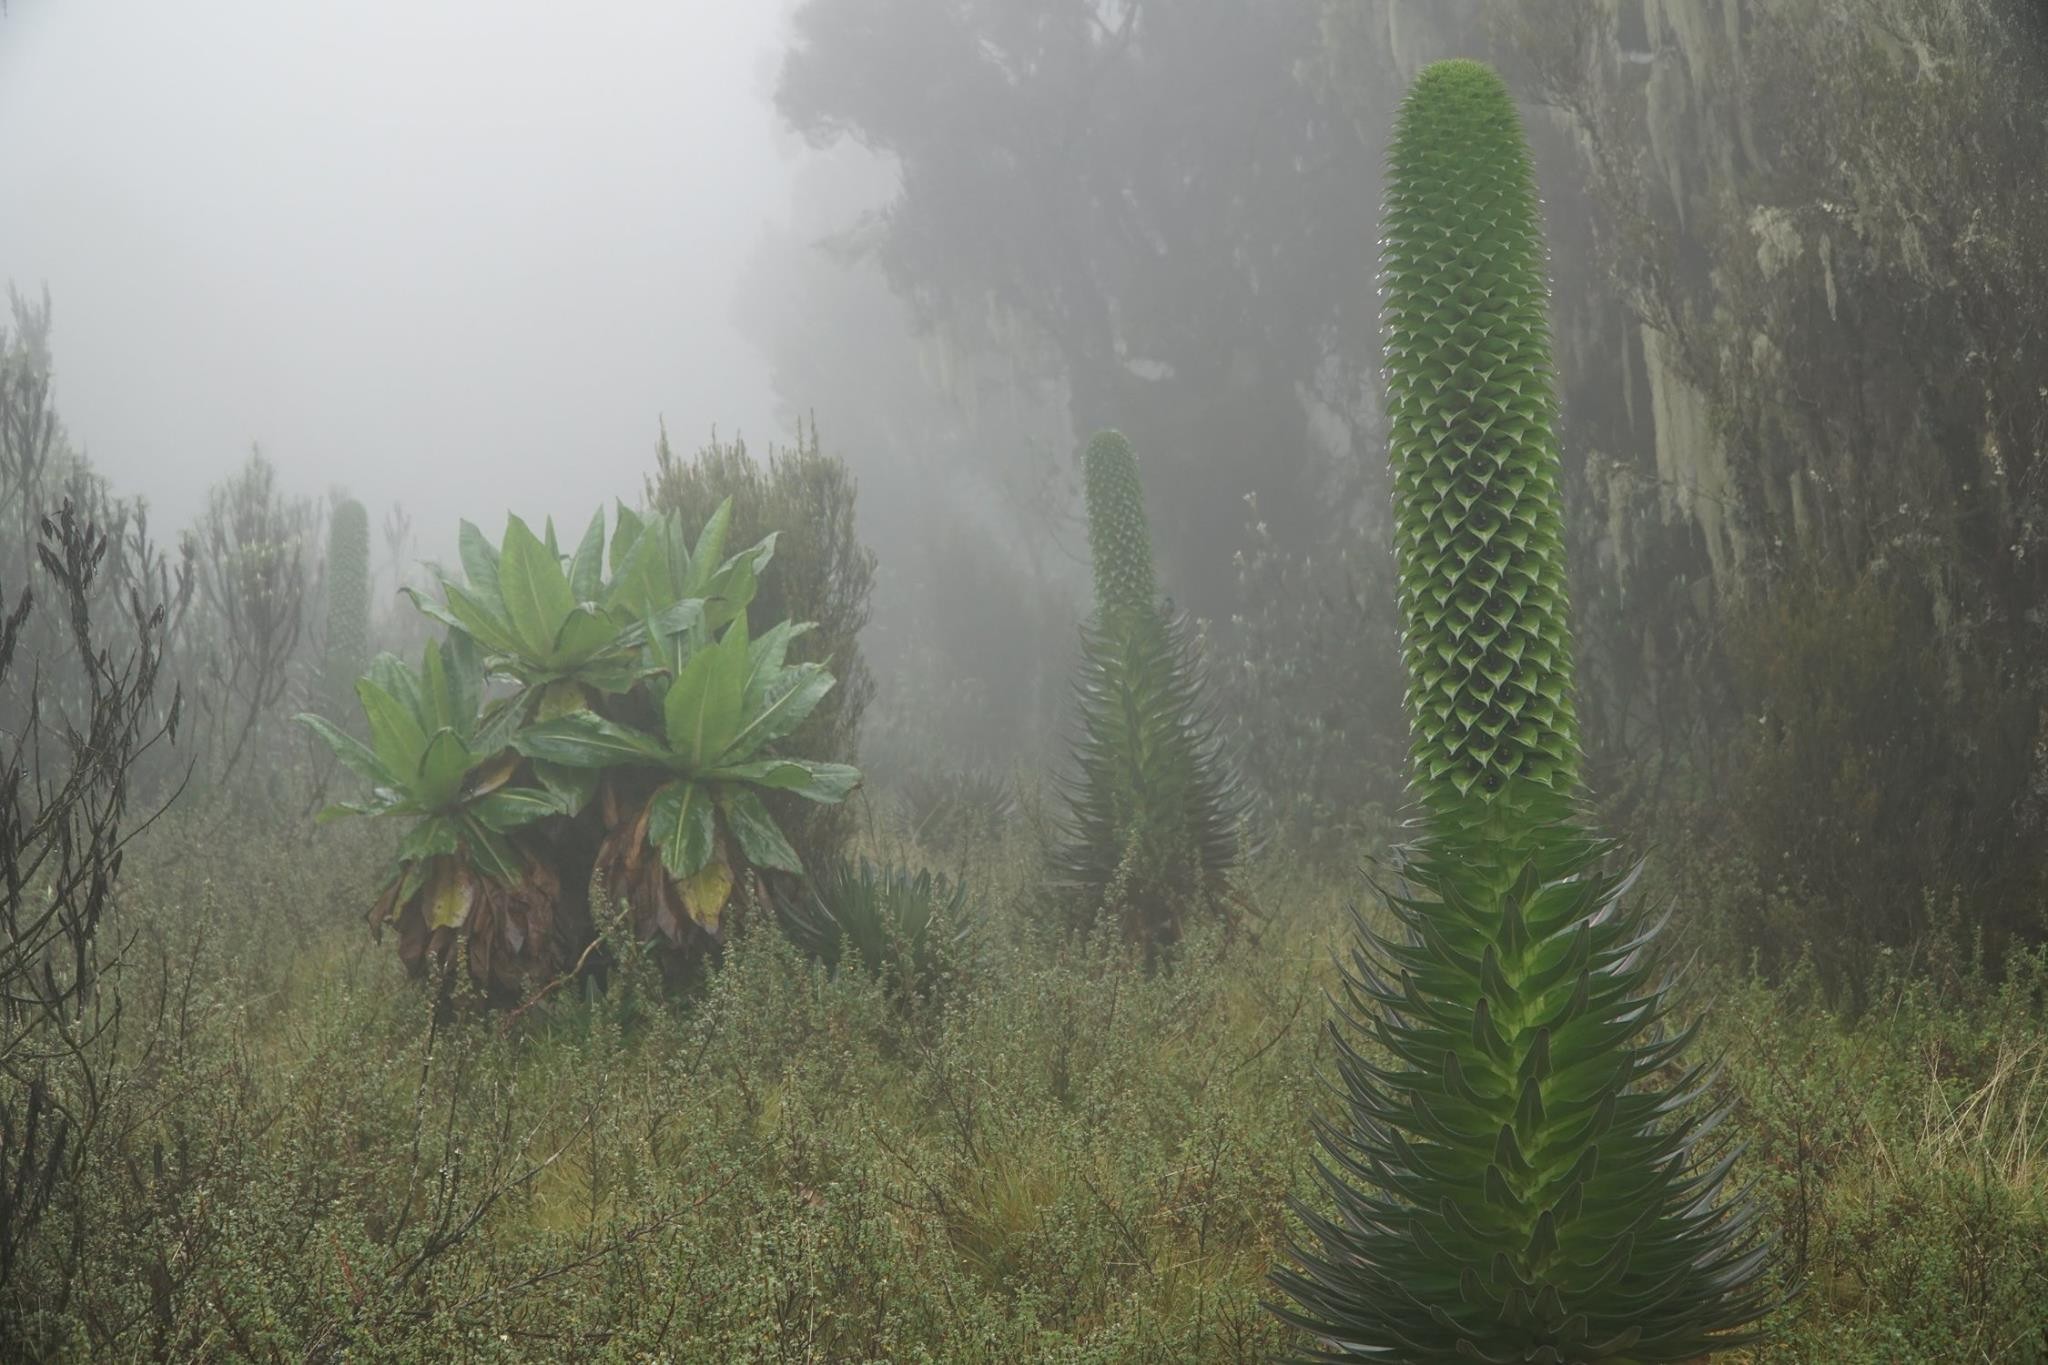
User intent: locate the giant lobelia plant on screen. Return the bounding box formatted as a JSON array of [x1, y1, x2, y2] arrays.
[[1268, 61, 1776, 1362], [1051, 429, 1255, 958]]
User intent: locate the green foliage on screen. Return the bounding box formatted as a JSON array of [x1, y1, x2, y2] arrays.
[[1053, 431, 1255, 957], [889, 764, 1019, 851], [1275, 822, 1774, 1360], [401, 502, 768, 715], [1272, 59, 1773, 1361], [320, 497, 371, 720], [298, 635, 567, 999], [648, 422, 875, 864], [774, 856, 982, 1000], [1712, 562, 2041, 1008], [1214, 494, 1406, 863], [515, 609, 858, 950], [301, 500, 860, 1001], [9, 804, 2039, 1361]]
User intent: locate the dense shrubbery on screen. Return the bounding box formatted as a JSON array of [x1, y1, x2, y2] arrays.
[[648, 422, 876, 865], [1708, 562, 2042, 1007], [1213, 493, 1405, 862], [1, 790, 2041, 1360]]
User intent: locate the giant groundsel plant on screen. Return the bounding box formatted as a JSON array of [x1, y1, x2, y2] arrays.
[[1269, 61, 1775, 1361], [1051, 430, 1254, 957], [301, 498, 857, 1002]]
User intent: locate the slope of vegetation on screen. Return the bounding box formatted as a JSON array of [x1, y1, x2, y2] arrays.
[[1, 802, 2042, 1361]]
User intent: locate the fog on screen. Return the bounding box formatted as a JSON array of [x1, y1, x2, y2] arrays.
[[0, 1, 792, 540]]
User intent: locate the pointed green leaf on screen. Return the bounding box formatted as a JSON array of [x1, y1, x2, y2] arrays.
[[396, 816, 460, 866], [550, 606, 620, 668], [498, 514, 577, 657], [568, 507, 607, 602], [470, 786, 567, 831], [720, 789, 801, 873], [707, 758, 861, 803], [533, 759, 599, 814], [438, 582, 525, 655], [357, 677, 429, 780], [663, 616, 750, 767], [457, 519, 505, 615], [686, 497, 734, 584], [726, 665, 835, 761], [416, 728, 476, 810], [296, 712, 399, 789], [609, 502, 644, 577], [513, 713, 672, 769], [647, 780, 717, 880], [316, 799, 390, 824]]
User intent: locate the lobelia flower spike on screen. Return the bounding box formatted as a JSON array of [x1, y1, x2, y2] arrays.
[[1269, 59, 1779, 1362], [321, 497, 371, 721], [1082, 429, 1158, 619], [1051, 430, 1257, 957]]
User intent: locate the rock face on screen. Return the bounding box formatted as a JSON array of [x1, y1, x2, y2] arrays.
[[1338, 0, 2048, 792]]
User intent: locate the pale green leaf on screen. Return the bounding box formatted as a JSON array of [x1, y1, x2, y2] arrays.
[[721, 789, 801, 873], [498, 514, 577, 658], [647, 780, 717, 880]]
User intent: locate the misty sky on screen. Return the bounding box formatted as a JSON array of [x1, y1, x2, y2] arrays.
[[0, 1, 799, 550]]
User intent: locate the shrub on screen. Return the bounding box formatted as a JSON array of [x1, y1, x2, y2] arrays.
[[185, 448, 314, 787], [1214, 491, 1406, 862], [647, 421, 876, 865], [1714, 560, 2041, 1007], [0, 502, 181, 1345]]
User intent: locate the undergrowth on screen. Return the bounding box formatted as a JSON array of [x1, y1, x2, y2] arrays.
[[1, 794, 2041, 1361]]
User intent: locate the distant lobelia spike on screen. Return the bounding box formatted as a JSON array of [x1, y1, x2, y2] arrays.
[[1082, 429, 1158, 619], [1268, 59, 1778, 1362], [322, 496, 371, 721], [1051, 429, 1257, 958]]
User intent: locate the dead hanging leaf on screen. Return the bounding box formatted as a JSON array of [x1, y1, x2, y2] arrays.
[[625, 800, 654, 879], [424, 857, 476, 930], [368, 876, 402, 937], [468, 894, 496, 986], [464, 751, 521, 799], [679, 852, 734, 936]]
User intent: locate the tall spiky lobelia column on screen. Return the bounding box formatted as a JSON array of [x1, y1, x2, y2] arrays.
[[1083, 429, 1158, 618], [322, 497, 371, 720], [1051, 431, 1255, 957], [1270, 61, 1775, 1362]]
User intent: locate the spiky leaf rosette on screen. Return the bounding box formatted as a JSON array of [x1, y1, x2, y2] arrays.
[[1083, 430, 1158, 617], [1381, 59, 1578, 828], [1051, 608, 1255, 954], [1272, 816, 1773, 1363], [322, 497, 371, 719]]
